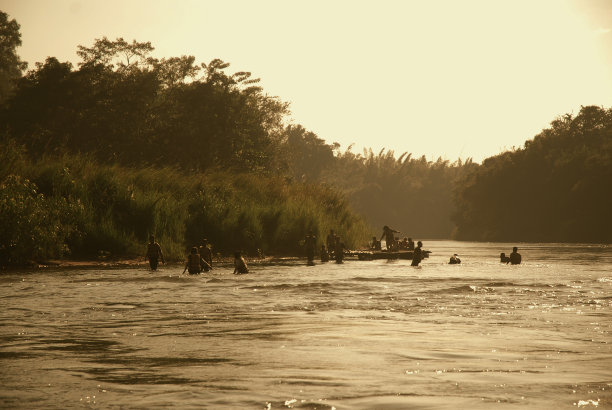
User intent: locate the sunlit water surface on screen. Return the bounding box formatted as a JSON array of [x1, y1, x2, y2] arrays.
[[1, 241, 611, 409]]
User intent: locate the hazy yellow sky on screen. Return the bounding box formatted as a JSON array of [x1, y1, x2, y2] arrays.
[[2, 0, 611, 162]]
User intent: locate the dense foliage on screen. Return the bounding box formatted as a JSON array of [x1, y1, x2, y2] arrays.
[[0, 145, 369, 265], [0, 37, 288, 172], [453, 106, 612, 243]]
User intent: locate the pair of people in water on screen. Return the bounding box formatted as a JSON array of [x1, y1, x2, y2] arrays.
[[183, 246, 213, 274], [500, 247, 521, 264], [183, 247, 248, 274], [310, 230, 345, 264]]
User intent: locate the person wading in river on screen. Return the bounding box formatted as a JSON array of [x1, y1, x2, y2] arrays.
[[411, 241, 423, 266], [305, 231, 316, 264], [199, 239, 213, 271], [233, 251, 249, 274], [182, 247, 211, 274], [145, 235, 165, 270]]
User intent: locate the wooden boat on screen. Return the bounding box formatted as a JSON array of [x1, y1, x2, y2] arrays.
[[347, 249, 431, 261]]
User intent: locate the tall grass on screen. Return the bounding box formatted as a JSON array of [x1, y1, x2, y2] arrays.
[[0, 145, 370, 264]]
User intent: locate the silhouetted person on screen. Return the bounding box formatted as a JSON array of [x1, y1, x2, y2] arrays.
[[407, 237, 414, 250], [334, 237, 344, 264], [183, 246, 210, 274], [305, 231, 316, 263], [233, 251, 249, 274], [320, 245, 330, 262], [500, 252, 510, 263], [509, 247, 521, 265], [411, 241, 423, 266], [371, 236, 382, 250], [326, 230, 336, 258], [380, 225, 400, 251], [146, 235, 164, 270], [199, 238, 213, 270], [449, 254, 461, 264]]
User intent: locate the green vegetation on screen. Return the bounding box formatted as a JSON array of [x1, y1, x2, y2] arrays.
[[0, 147, 369, 265], [453, 106, 612, 243]]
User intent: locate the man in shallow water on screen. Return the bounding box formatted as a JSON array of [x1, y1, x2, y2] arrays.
[[233, 251, 249, 274], [509, 246, 522, 265], [145, 235, 164, 270]]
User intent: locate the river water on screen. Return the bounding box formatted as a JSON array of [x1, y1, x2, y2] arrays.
[[1, 241, 610, 409]]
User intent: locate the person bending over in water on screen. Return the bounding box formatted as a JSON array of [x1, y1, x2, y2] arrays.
[[233, 251, 249, 274], [500, 252, 510, 263], [183, 247, 211, 274], [146, 235, 165, 270], [449, 254, 461, 264], [509, 247, 522, 265], [411, 241, 423, 266]]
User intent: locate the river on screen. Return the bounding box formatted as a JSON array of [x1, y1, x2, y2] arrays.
[[1, 241, 610, 409]]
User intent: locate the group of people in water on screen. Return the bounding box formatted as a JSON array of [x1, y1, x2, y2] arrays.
[[144, 231, 523, 273], [305, 229, 346, 264], [500, 247, 522, 265], [145, 235, 248, 274]]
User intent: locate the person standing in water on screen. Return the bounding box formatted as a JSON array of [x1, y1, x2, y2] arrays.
[[320, 245, 330, 262], [199, 239, 213, 271], [183, 246, 211, 274], [334, 236, 345, 264], [233, 251, 249, 274], [326, 230, 336, 258], [509, 247, 522, 265], [305, 231, 316, 264], [145, 235, 164, 270], [411, 241, 423, 266]]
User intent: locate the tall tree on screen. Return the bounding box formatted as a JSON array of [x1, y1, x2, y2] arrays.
[[0, 11, 27, 102]]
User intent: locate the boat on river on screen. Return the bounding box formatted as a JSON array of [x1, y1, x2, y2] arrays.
[[347, 249, 431, 261]]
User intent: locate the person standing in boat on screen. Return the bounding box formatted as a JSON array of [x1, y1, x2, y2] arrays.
[[233, 251, 249, 274], [380, 225, 400, 251], [407, 237, 415, 250], [145, 235, 165, 270], [305, 231, 316, 264], [411, 240, 423, 266]]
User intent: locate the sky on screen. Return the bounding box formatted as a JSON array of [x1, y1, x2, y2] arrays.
[[2, 0, 611, 162]]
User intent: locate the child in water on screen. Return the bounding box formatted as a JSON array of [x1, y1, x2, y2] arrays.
[[233, 251, 249, 274]]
